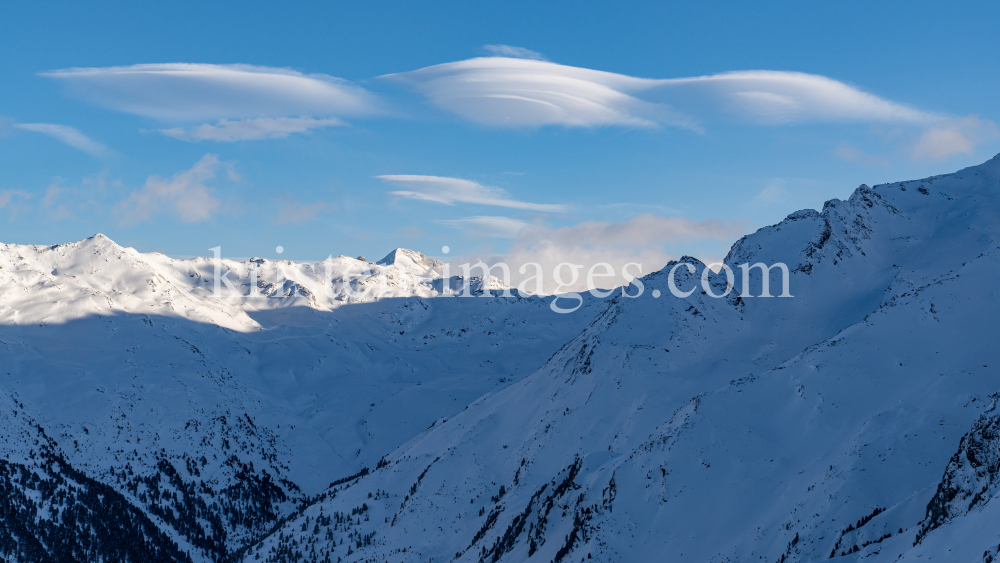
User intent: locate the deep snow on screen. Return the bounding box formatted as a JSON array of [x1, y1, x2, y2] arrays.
[[3, 156, 1000, 562]]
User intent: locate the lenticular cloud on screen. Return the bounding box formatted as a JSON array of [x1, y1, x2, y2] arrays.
[[384, 57, 937, 129], [660, 70, 938, 124], [41, 59, 941, 139], [378, 174, 567, 212], [383, 57, 693, 129], [43, 63, 379, 121]]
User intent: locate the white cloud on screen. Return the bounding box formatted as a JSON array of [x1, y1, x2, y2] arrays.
[[273, 200, 329, 224], [0, 190, 26, 208], [750, 177, 832, 212], [41, 185, 79, 221], [383, 57, 694, 129], [116, 154, 231, 224], [482, 45, 547, 61], [38, 176, 108, 221], [384, 58, 937, 129], [160, 116, 345, 142], [378, 175, 567, 212], [912, 115, 999, 160], [43, 63, 378, 122], [753, 182, 787, 205], [659, 71, 936, 124], [40, 59, 948, 145], [453, 213, 749, 293], [515, 213, 747, 248], [13, 123, 113, 157], [834, 143, 889, 166], [0, 116, 14, 137], [0, 190, 32, 219], [437, 215, 528, 238]]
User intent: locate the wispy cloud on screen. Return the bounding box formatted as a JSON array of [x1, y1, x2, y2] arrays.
[[753, 182, 787, 205], [454, 213, 749, 293], [834, 143, 889, 166], [0, 190, 29, 209], [515, 213, 748, 247], [0, 116, 14, 137], [378, 175, 567, 212], [38, 175, 111, 221], [116, 154, 233, 224], [160, 116, 346, 142], [44, 63, 378, 142], [750, 178, 831, 212], [437, 215, 528, 238], [482, 45, 547, 61], [41, 185, 81, 221], [273, 200, 330, 224], [25, 170, 119, 221], [0, 189, 32, 219], [384, 57, 937, 130], [13, 123, 113, 157], [911, 115, 999, 160]]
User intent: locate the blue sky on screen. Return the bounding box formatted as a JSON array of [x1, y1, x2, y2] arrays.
[[1, 0, 998, 275]]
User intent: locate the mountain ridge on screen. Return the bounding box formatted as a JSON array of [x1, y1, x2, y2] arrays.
[[239, 155, 1000, 562], [2, 155, 1000, 561], [0, 231, 610, 561]]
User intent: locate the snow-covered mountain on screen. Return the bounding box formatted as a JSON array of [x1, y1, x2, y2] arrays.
[[3, 156, 1000, 562], [238, 155, 1000, 563], [0, 240, 606, 561]]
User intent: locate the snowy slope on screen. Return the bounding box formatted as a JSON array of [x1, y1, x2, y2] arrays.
[[239, 156, 1000, 563], [0, 391, 193, 563], [4, 156, 1000, 563], [0, 240, 608, 561]]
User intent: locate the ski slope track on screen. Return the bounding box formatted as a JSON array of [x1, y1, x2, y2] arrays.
[[3, 156, 1000, 562]]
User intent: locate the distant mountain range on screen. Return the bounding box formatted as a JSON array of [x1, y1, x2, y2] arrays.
[[3, 156, 1000, 562]]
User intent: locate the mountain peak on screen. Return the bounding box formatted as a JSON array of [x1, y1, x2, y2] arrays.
[[80, 232, 123, 250], [376, 248, 445, 276]]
